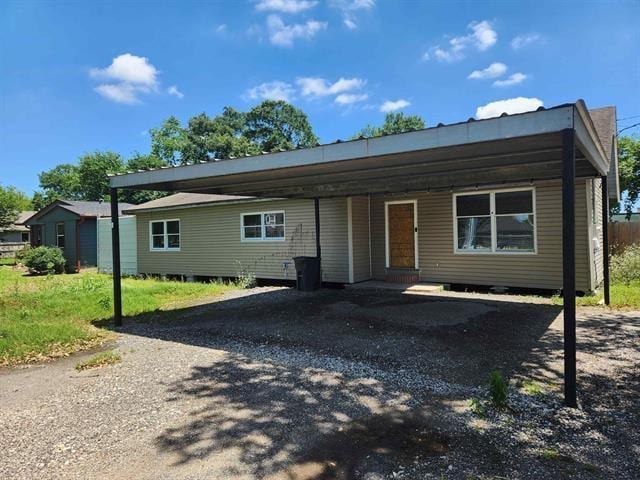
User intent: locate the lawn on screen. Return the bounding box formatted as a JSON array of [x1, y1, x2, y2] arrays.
[[0, 257, 16, 266], [0, 267, 238, 365]]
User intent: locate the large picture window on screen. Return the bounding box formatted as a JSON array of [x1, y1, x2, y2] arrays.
[[241, 211, 285, 241], [454, 188, 535, 254], [149, 220, 180, 251]]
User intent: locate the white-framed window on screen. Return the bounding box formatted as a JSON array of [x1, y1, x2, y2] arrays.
[[56, 222, 65, 248], [149, 219, 180, 251], [453, 187, 536, 254], [241, 211, 285, 241]]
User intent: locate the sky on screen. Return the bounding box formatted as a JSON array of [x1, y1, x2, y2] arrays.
[[1, 0, 639, 196]]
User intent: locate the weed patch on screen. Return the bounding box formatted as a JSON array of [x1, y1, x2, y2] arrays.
[[75, 350, 121, 370]]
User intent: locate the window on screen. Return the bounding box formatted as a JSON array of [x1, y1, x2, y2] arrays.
[[241, 211, 285, 241], [149, 220, 180, 251], [21, 232, 29, 243], [454, 188, 535, 254], [56, 223, 65, 248]]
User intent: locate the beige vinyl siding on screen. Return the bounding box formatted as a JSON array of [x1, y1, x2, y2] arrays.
[[589, 178, 605, 290], [370, 180, 593, 291], [136, 198, 349, 283], [349, 196, 372, 282]]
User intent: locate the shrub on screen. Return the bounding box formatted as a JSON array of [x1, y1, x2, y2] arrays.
[[22, 246, 66, 274], [488, 370, 508, 409], [235, 261, 256, 289], [610, 245, 640, 284]]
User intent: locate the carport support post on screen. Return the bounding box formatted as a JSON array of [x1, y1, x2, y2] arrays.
[[601, 177, 610, 306], [110, 188, 123, 327], [562, 128, 577, 408]]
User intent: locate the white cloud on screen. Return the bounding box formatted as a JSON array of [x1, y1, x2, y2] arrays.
[[468, 62, 507, 80], [90, 53, 159, 87], [94, 84, 140, 104], [475, 97, 543, 119], [167, 85, 184, 99], [255, 0, 318, 13], [380, 99, 410, 112], [334, 93, 368, 105], [90, 53, 162, 104], [331, 0, 374, 30], [245, 81, 295, 101], [266, 14, 327, 46], [216, 24, 227, 34], [296, 76, 365, 97], [511, 33, 542, 50], [424, 20, 497, 62], [492, 73, 528, 87]]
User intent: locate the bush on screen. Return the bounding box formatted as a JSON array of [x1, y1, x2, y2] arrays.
[[235, 261, 256, 289], [22, 246, 66, 274], [610, 245, 640, 284], [488, 370, 508, 409]]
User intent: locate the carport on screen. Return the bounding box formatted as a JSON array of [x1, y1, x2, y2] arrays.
[[108, 100, 614, 407]]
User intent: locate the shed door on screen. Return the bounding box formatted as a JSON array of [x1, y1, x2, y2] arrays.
[[387, 202, 416, 268]]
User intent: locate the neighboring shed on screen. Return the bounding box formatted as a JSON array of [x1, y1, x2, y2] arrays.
[[26, 200, 132, 271], [0, 211, 35, 244], [97, 216, 138, 275]]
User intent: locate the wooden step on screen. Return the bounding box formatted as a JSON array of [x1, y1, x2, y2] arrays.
[[385, 268, 420, 284]]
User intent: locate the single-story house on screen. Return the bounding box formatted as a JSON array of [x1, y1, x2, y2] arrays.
[[108, 100, 619, 407], [0, 211, 35, 244], [26, 199, 132, 271], [114, 103, 619, 295]]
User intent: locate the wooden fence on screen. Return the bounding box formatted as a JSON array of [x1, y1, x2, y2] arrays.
[[608, 222, 640, 253]]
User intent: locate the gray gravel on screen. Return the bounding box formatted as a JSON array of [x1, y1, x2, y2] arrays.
[[0, 287, 638, 479]]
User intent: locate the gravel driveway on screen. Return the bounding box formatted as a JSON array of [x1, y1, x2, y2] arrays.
[[1, 286, 638, 479]]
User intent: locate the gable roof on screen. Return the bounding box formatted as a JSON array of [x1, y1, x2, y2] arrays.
[[0, 211, 36, 232], [27, 199, 134, 224], [123, 193, 257, 213]]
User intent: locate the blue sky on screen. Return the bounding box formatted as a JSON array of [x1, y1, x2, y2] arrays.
[[2, 0, 639, 195]]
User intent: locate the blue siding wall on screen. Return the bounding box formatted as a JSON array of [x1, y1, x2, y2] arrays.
[[78, 219, 97, 266]]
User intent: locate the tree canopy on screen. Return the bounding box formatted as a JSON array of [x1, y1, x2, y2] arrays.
[[0, 185, 32, 229], [353, 112, 425, 139], [617, 135, 640, 217]]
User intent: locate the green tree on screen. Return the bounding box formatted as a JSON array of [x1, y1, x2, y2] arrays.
[[31, 191, 56, 210], [38, 164, 81, 200], [0, 185, 31, 229], [76, 151, 125, 201], [354, 112, 425, 138], [121, 153, 170, 204], [244, 100, 318, 152], [616, 136, 640, 218], [149, 116, 188, 165]]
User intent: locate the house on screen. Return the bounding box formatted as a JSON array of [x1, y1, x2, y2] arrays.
[[0, 211, 35, 244], [114, 103, 619, 295], [26, 199, 132, 271]]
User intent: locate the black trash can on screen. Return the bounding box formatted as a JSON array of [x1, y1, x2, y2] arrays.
[[293, 256, 321, 291]]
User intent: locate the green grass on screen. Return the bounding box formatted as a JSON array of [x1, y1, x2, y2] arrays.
[[0, 268, 237, 365], [520, 379, 546, 397], [75, 350, 122, 370], [0, 257, 16, 266], [552, 281, 640, 309]]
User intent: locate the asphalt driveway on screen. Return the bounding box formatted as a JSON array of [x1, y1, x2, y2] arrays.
[[1, 286, 638, 479]]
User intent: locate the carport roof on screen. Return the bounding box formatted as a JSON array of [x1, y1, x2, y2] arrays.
[[110, 100, 614, 200]]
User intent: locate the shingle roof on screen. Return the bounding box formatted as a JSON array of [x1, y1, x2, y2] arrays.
[[589, 106, 616, 161], [15, 211, 36, 225], [123, 193, 255, 213], [60, 200, 134, 217]]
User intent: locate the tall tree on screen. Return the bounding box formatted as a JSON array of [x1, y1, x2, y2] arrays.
[[244, 100, 318, 152], [38, 164, 81, 200], [353, 112, 425, 138], [0, 185, 31, 229], [617, 135, 640, 217], [149, 116, 188, 165], [76, 151, 125, 201]]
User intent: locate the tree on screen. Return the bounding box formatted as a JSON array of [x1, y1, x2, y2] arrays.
[[617, 135, 640, 217], [121, 153, 170, 204], [38, 164, 81, 200], [150, 116, 188, 165], [0, 185, 31, 229], [76, 151, 125, 201], [244, 100, 318, 152], [353, 112, 425, 138]]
